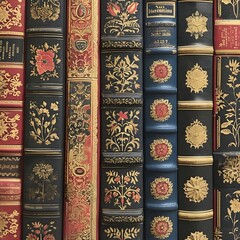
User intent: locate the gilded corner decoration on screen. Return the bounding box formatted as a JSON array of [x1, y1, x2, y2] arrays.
[[150, 177, 173, 200], [186, 11, 208, 39], [104, 0, 140, 36], [150, 216, 173, 239], [150, 99, 172, 122], [186, 63, 208, 93], [150, 60, 172, 83], [150, 139, 172, 161]]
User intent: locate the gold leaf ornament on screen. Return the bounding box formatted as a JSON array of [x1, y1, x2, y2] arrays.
[[185, 231, 208, 240]]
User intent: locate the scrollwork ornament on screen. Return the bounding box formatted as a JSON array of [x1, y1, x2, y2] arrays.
[[150, 99, 172, 122], [150, 216, 173, 239]]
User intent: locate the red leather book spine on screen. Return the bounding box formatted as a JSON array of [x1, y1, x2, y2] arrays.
[[64, 0, 99, 238], [0, 0, 25, 238]]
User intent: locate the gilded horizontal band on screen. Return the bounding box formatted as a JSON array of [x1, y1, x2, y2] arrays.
[[179, 0, 212, 2], [215, 20, 240, 25], [0, 152, 21, 157], [0, 178, 21, 182], [24, 150, 62, 155], [215, 50, 240, 54], [178, 101, 213, 109], [0, 201, 21, 205], [178, 156, 213, 165], [0, 31, 24, 36], [179, 210, 213, 220], [0, 64, 24, 69], [0, 36, 24, 40], [178, 46, 214, 54], [0, 146, 22, 150]]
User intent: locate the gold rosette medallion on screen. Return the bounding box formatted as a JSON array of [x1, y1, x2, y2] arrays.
[[150, 216, 173, 239], [150, 60, 172, 83], [150, 139, 172, 161], [150, 177, 173, 200], [150, 99, 172, 122]]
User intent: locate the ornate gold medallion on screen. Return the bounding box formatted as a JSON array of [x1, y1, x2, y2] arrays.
[[185, 119, 208, 149], [186, 63, 208, 93], [184, 176, 209, 203], [150, 60, 172, 83], [186, 231, 208, 240], [186, 11, 208, 39], [150, 177, 173, 200], [150, 99, 172, 122], [150, 139, 172, 161], [150, 216, 173, 239]]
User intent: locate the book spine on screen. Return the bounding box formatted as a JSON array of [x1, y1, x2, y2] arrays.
[[143, 1, 178, 239], [100, 0, 144, 239], [63, 0, 99, 238], [177, 1, 214, 239], [0, 0, 25, 238], [22, 0, 66, 239]]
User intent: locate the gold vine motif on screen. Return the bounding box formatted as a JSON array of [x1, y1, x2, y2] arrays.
[[104, 170, 141, 210], [186, 11, 208, 39], [30, 0, 60, 21], [150, 216, 173, 239], [186, 231, 208, 240], [0, 70, 22, 98], [216, 59, 240, 148], [105, 54, 140, 93], [104, 0, 140, 36], [29, 101, 59, 145], [0, 210, 19, 238], [185, 119, 208, 149], [105, 227, 140, 239], [184, 176, 209, 203], [0, 112, 20, 141], [186, 63, 208, 93], [150, 60, 172, 83], [150, 139, 173, 161], [150, 177, 173, 200], [105, 110, 140, 152], [0, 0, 22, 29]]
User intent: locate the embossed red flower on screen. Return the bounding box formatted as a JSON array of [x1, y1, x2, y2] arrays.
[[155, 103, 169, 119], [154, 64, 169, 80], [26, 233, 39, 240], [35, 49, 55, 75], [154, 143, 169, 158], [117, 111, 128, 121], [107, 2, 121, 16], [126, 2, 139, 14], [155, 220, 170, 236], [43, 234, 56, 240], [156, 181, 169, 196]]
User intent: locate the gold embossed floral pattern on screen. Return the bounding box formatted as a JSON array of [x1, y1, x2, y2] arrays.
[[26, 221, 56, 240], [105, 54, 140, 93], [186, 231, 208, 240], [150, 216, 173, 239], [0, 70, 22, 98], [105, 227, 140, 239], [0, 0, 22, 29], [216, 59, 240, 148], [30, 0, 60, 21], [27, 162, 59, 202], [186, 11, 208, 39], [150, 139, 172, 161], [150, 177, 173, 200], [29, 101, 59, 145], [30, 42, 61, 81], [105, 110, 140, 151], [185, 119, 208, 149], [104, 170, 141, 210], [186, 63, 208, 93], [0, 210, 19, 238], [0, 112, 20, 141], [104, 0, 140, 36], [150, 60, 172, 83], [184, 176, 209, 203], [150, 99, 172, 122], [218, 156, 240, 184], [220, 0, 240, 18]]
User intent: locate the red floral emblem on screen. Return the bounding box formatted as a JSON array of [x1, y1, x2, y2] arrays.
[[35, 49, 55, 75], [150, 139, 173, 161], [156, 181, 170, 196], [150, 99, 172, 122], [107, 2, 121, 16], [154, 64, 168, 79], [151, 216, 173, 239], [117, 111, 128, 121], [155, 103, 168, 119], [43, 234, 56, 240], [156, 221, 170, 236], [150, 60, 172, 83], [151, 177, 173, 200], [126, 2, 139, 14], [155, 143, 169, 158], [26, 233, 39, 240]]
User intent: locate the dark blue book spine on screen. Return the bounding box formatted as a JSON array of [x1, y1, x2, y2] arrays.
[[144, 1, 178, 239]]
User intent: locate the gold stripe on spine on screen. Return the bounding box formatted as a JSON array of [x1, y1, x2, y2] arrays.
[[0, 65, 24, 69], [216, 50, 240, 54], [178, 210, 213, 220], [0, 153, 21, 157], [178, 101, 213, 109], [217, 190, 221, 228], [178, 0, 212, 2], [0, 32, 24, 36], [0, 201, 21, 205], [0, 146, 22, 150], [178, 156, 213, 165], [0, 179, 21, 182], [178, 46, 214, 54], [215, 20, 240, 25]]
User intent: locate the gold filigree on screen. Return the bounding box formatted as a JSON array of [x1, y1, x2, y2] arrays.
[[105, 227, 140, 239], [184, 176, 209, 203], [103, 215, 143, 223], [150, 60, 172, 83], [105, 54, 140, 93], [218, 156, 240, 184], [220, 0, 240, 18], [150, 216, 173, 239], [186, 11, 208, 39], [29, 101, 59, 145], [150, 139, 172, 161], [105, 110, 140, 152], [30, 0, 60, 21], [186, 63, 208, 93], [216, 59, 240, 148], [0, 112, 20, 141], [214, 227, 222, 240], [0, 70, 22, 98], [150, 177, 173, 200], [0, 0, 22, 29], [185, 119, 208, 149], [104, 170, 141, 210], [186, 231, 208, 240], [150, 99, 172, 122], [0, 210, 19, 238]]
